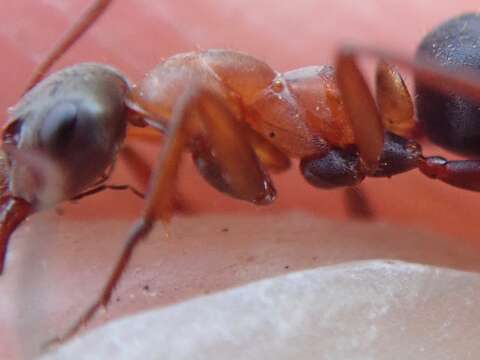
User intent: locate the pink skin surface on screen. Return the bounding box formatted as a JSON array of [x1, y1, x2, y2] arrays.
[[1, 0, 480, 358]]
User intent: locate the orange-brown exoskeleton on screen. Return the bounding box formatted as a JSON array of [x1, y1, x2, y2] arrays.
[[4, 0, 480, 346]]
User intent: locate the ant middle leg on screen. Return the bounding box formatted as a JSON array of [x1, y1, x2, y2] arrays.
[[119, 144, 193, 214], [191, 125, 289, 202]]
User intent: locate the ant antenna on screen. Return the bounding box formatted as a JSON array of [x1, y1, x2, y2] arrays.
[[24, 0, 113, 93]]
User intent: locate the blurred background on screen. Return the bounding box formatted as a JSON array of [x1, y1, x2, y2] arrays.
[[2, 0, 480, 358], [2, 0, 480, 240]]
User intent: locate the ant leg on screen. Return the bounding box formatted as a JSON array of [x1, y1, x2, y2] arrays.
[[118, 145, 152, 188], [335, 52, 384, 172], [344, 187, 374, 220], [299, 145, 394, 220], [0, 197, 32, 275], [244, 128, 291, 173], [124, 123, 203, 213], [119, 145, 193, 214], [375, 61, 416, 137], [336, 46, 480, 192], [126, 126, 164, 145], [49, 84, 275, 345], [371, 126, 480, 192], [125, 124, 287, 203], [371, 132, 422, 178], [335, 52, 425, 217], [191, 126, 288, 199], [191, 136, 287, 202], [418, 157, 480, 192], [302, 135, 423, 218], [300, 136, 422, 217], [335, 52, 420, 169], [338, 45, 480, 105], [70, 183, 145, 201], [25, 0, 113, 92], [300, 147, 374, 218]]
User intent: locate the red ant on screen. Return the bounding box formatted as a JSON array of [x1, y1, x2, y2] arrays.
[[2, 0, 480, 346]]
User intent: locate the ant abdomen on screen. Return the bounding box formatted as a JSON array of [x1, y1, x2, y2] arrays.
[[416, 13, 480, 157]]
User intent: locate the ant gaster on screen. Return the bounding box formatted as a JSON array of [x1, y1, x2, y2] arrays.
[[2, 0, 480, 345]]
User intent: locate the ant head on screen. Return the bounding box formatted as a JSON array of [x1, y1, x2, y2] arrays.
[[3, 63, 130, 208]]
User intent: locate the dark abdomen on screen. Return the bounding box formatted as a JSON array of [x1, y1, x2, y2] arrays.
[[416, 13, 480, 156]]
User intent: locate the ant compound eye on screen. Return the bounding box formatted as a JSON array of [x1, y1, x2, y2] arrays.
[[39, 102, 78, 152]]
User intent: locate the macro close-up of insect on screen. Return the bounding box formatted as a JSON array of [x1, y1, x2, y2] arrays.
[[3, 0, 480, 358]]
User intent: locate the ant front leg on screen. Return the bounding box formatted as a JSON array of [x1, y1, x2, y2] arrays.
[[50, 83, 276, 345]]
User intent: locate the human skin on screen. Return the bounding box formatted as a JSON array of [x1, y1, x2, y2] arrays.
[[1, 0, 480, 358]]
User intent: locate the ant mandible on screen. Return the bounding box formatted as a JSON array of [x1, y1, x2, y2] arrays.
[[2, 0, 480, 346]]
